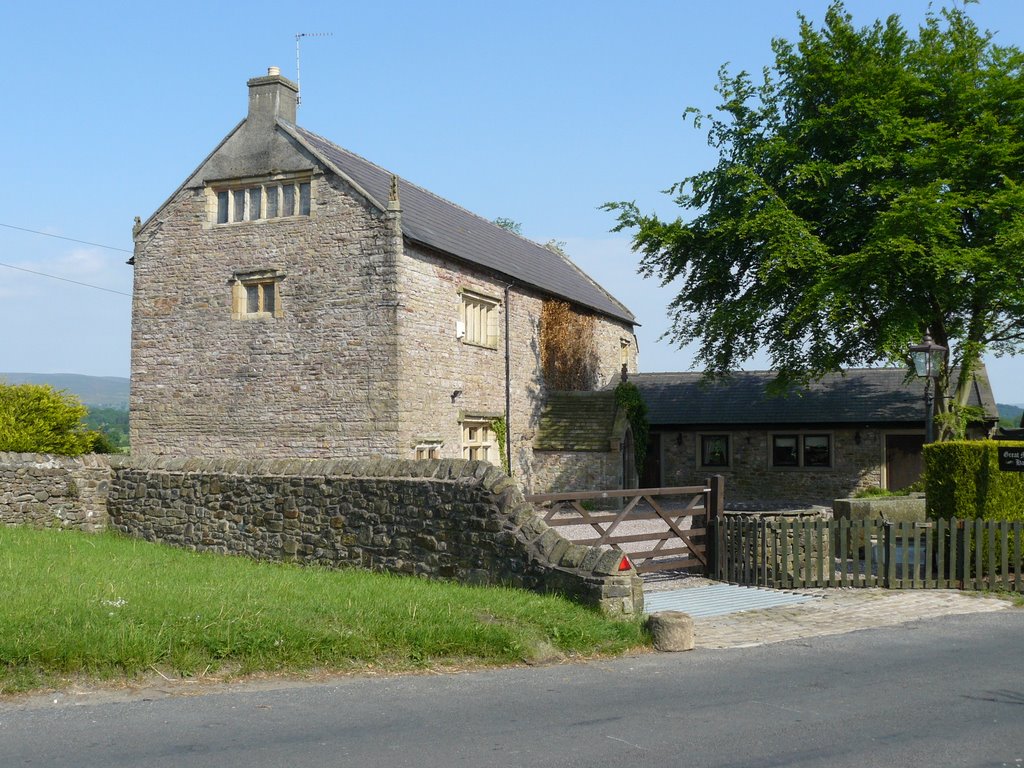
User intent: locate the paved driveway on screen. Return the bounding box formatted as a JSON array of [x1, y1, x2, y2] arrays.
[[681, 586, 1011, 649]]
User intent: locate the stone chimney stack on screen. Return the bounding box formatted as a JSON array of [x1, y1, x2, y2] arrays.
[[247, 66, 298, 125]]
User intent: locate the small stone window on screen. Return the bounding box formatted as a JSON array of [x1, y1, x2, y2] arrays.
[[231, 270, 285, 319], [699, 434, 730, 468], [458, 290, 499, 349], [212, 175, 312, 224], [414, 441, 443, 460], [462, 419, 496, 462], [620, 338, 632, 368]]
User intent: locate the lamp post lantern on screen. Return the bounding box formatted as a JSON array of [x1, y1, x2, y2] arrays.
[[908, 330, 947, 444]]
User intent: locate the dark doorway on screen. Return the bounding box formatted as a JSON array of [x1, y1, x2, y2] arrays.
[[885, 434, 925, 490], [640, 432, 662, 488], [622, 429, 637, 489]]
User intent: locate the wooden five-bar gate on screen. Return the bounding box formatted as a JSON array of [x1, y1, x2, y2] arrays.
[[716, 516, 1024, 591], [525, 477, 724, 575]]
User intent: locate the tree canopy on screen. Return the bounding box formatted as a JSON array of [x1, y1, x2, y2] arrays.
[[0, 383, 101, 456], [605, 2, 1024, 439]]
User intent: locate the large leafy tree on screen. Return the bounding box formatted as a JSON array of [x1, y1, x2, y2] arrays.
[[606, 2, 1024, 439]]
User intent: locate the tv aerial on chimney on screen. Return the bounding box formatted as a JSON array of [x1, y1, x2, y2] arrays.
[[295, 31, 333, 108]]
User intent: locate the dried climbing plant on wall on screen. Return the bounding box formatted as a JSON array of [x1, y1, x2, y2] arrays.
[[540, 300, 598, 391]]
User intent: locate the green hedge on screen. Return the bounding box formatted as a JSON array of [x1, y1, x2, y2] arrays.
[[924, 440, 1024, 521]]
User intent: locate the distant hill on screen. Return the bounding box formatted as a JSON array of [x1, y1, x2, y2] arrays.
[[999, 403, 1023, 428], [0, 373, 129, 409]]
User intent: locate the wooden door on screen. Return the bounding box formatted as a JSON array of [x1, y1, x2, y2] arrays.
[[885, 434, 924, 490], [640, 432, 662, 488]]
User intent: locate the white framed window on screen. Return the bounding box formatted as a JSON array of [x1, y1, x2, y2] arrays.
[[211, 175, 312, 224], [771, 433, 832, 468], [462, 420, 496, 462], [231, 270, 285, 319], [459, 290, 499, 349]]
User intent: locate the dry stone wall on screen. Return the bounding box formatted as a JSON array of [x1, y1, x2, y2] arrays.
[[0, 452, 112, 532], [106, 456, 643, 616]]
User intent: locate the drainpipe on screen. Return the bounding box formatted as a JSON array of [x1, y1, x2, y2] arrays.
[[504, 283, 513, 476]]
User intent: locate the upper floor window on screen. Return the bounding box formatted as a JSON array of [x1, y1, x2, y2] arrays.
[[620, 338, 632, 368], [212, 176, 312, 224], [458, 290, 499, 349], [231, 269, 285, 320]]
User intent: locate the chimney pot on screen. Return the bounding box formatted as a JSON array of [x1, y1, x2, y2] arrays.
[[267, 65, 280, 76]]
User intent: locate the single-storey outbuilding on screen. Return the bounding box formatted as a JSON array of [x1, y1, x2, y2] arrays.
[[630, 368, 998, 506]]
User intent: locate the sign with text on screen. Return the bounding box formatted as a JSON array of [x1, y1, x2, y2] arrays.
[[998, 447, 1024, 472]]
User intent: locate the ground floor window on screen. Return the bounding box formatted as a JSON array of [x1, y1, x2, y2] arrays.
[[414, 441, 442, 460], [462, 420, 497, 462], [700, 434, 730, 468], [772, 433, 832, 468]]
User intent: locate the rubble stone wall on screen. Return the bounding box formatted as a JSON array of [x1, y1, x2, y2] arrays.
[[0, 452, 112, 532], [106, 456, 643, 616]]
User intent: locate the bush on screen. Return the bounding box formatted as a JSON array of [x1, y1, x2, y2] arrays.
[[924, 440, 1024, 521], [0, 383, 99, 456]]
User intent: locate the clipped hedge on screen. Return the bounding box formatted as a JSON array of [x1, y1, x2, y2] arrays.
[[924, 440, 1024, 521]]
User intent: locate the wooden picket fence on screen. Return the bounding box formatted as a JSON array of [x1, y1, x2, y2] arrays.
[[715, 516, 1024, 591]]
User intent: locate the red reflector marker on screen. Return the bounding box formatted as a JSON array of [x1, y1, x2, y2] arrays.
[[618, 555, 632, 572]]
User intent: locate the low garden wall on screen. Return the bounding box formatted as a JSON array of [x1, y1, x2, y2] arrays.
[[832, 495, 926, 554], [0, 451, 112, 532], [105, 456, 643, 616]]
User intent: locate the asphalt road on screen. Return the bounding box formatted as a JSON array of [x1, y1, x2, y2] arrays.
[[2, 610, 1023, 768]]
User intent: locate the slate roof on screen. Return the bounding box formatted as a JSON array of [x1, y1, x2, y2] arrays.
[[534, 391, 622, 451], [287, 123, 635, 325], [628, 368, 999, 427]]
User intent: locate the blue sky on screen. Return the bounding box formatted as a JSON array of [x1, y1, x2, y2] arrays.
[[2, 0, 1022, 403]]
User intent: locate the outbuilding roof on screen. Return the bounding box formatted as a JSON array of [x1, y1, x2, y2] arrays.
[[534, 390, 624, 451], [629, 368, 999, 427], [288, 124, 635, 325]]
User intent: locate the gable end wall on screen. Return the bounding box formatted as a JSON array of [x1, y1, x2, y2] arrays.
[[130, 169, 401, 458]]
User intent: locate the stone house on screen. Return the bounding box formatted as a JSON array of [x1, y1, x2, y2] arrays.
[[631, 368, 998, 506], [129, 68, 637, 493]]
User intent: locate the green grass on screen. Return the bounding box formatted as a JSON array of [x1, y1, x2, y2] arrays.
[[0, 528, 647, 694]]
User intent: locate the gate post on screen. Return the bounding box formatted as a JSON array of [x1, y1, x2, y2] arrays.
[[706, 475, 725, 577]]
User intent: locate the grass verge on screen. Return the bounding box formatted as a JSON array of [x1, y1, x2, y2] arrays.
[[0, 528, 647, 694]]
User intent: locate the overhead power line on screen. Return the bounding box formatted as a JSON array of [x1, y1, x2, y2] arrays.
[[0, 222, 132, 254], [0, 261, 131, 297]]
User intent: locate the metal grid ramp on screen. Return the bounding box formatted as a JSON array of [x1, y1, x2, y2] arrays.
[[643, 583, 818, 617]]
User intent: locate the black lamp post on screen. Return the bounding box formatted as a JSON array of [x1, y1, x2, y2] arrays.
[[908, 330, 947, 444]]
